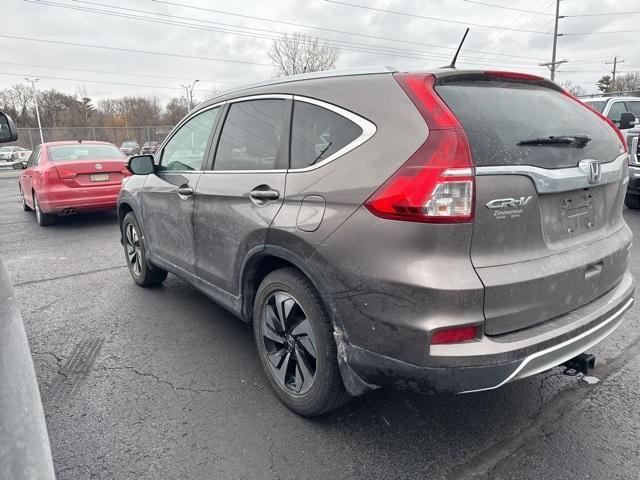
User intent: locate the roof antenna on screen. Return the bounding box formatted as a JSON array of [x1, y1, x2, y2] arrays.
[[441, 28, 470, 70]]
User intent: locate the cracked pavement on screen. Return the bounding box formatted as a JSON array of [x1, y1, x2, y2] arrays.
[[1, 170, 640, 479]]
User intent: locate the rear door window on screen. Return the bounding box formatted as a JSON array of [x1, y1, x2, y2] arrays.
[[290, 101, 362, 169], [435, 80, 622, 169], [214, 99, 287, 171]]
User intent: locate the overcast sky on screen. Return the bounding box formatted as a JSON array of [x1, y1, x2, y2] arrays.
[[2, 0, 639, 105]]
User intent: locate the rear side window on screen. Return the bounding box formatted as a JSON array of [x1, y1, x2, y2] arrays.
[[435, 80, 622, 169], [214, 99, 287, 171], [606, 102, 627, 122], [290, 101, 362, 169], [584, 100, 606, 113], [47, 144, 125, 162]]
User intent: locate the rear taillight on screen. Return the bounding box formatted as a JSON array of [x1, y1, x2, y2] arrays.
[[563, 90, 628, 154], [430, 325, 479, 345], [365, 74, 474, 223], [56, 167, 77, 179], [43, 168, 60, 182]]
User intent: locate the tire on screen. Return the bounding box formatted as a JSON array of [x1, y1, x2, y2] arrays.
[[33, 193, 55, 226], [20, 187, 32, 211], [625, 193, 640, 209], [122, 212, 168, 287], [253, 268, 349, 416]]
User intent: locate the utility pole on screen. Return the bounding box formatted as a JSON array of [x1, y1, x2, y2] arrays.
[[189, 79, 199, 109], [25, 78, 44, 144], [605, 56, 624, 93], [539, 0, 566, 80], [180, 79, 199, 110]]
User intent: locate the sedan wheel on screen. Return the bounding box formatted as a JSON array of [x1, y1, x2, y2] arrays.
[[261, 291, 318, 395], [33, 194, 55, 226], [20, 188, 32, 211]]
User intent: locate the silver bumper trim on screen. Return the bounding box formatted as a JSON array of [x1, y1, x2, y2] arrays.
[[475, 154, 627, 193], [461, 296, 634, 394]]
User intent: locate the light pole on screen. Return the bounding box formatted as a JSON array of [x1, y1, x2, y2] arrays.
[[189, 79, 199, 110], [25, 78, 44, 144]]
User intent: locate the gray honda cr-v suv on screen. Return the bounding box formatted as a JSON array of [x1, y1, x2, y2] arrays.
[[119, 67, 634, 415]]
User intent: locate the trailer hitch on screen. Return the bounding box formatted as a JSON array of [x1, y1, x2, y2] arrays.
[[562, 353, 596, 376]]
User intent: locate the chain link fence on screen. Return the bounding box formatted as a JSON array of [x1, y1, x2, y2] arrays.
[[12, 126, 175, 150]]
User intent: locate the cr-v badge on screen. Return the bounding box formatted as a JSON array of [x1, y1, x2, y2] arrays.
[[486, 196, 532, 219], [486, 197, 532, 209]]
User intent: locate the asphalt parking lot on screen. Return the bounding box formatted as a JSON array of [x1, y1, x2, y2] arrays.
[[2, 169, 640, 480]]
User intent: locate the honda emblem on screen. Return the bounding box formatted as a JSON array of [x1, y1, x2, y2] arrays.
[[586, 160, 600, 184]]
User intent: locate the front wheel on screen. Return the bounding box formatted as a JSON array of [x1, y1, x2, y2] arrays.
[[253, 268, 349, 416], [625, 193, 640, 209], [122, 212, 167, 287]]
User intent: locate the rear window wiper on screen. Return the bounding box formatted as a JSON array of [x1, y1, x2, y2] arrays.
[[517, 134, 591, 148]]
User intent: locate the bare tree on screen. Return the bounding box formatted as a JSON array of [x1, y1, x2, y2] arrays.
[[268, 33, 340, 77], [614, 72, 640, 96], [559, 80, 587, 97]]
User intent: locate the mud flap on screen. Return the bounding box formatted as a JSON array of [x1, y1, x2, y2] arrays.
[[333, 329, 381, 396]]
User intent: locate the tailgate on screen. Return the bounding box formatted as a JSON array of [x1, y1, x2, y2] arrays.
[[435, 74, 631, 335]]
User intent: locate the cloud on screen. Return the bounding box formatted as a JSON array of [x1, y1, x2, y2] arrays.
[[1, 0, 638, 103]]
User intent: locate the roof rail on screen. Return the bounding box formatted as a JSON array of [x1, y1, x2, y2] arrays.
[[199, 66, 397, 104]]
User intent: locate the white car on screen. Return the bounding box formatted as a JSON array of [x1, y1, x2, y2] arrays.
[[581, 96, 640, 130], [0, 146, 31, 161]]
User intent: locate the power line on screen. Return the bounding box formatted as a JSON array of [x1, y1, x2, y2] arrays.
[[0, 61, 241, 85], [26, 0, 544, 66], [473, 0, 555, 64], [0, 33, 273, 67], [0, 71, 187, 90], [323, 0, 552, 34], [462, 0, 553, 15], [561, 28, 640, 36], [149, 0, 545, 60], [565, 11, 640, 17]]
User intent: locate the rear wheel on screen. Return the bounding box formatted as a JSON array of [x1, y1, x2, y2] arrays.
[[20, 187, 32, 211], [122, 212, 167, 287], [625, 193, 640, 209], [253, 268, 349, 416], [33, 193, 55, 226]]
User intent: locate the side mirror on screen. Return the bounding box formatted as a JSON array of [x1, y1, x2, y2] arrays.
[[619, 112, 636, 130], [127, 154, 155, 175], [12, 161, 25, 170], [0, 112, 18, 143]]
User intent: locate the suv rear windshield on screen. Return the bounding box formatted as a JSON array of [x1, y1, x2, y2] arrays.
[[435, 80, 622, 169], [48, 144, 125, 162]]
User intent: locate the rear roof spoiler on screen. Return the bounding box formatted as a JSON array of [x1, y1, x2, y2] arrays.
[[432, 70, 563, 93]]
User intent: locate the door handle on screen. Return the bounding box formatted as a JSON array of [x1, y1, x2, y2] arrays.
[[249, 189, 280, 201], [177, 186, 194, 199]]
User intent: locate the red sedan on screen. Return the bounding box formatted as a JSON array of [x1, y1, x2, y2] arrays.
[[18, 141, 131, 226]]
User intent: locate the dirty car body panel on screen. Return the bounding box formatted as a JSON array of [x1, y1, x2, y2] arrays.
[[119, 67, 634, 400]]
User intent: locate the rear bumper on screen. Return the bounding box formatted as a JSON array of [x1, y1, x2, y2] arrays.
[[39, 184, 121, 213], [341, 271, 634, 395]]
